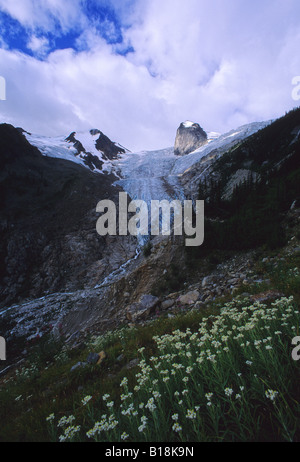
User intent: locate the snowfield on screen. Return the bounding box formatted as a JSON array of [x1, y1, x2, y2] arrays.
[[24, 133, 86, 166], [24, 130, 119, 174]]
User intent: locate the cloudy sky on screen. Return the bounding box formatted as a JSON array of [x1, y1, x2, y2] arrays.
[[0, 0, 299, 151]]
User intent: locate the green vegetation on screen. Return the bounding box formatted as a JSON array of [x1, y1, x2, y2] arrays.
[[186, 108, 300, 267], [0, 251, 299, 442]]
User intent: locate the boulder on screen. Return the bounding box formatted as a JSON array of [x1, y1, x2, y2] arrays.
[[86, 351, 107, 365], [139, 294, 160, 311], [178, 290, 200, 305], [202, 276, 212, 288], [161, 299, 175, 310], [126, 294, 160, 322], [87, 352, 100, 364], [70, 361, 87, 372]]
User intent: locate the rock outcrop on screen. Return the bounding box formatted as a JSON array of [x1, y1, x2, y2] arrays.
[[174, 121, 208, 156]]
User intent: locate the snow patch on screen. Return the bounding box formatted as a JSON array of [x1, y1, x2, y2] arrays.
[[73, 131, 112, 173], [182, 120, 196, 128], [24, 133, 86, 167]]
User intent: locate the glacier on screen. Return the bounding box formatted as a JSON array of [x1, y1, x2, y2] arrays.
[[24, 120, 271, 207], [113, 121, 271, 204]]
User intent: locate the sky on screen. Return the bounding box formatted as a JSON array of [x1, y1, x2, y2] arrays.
[[0, 0, 299, 152]]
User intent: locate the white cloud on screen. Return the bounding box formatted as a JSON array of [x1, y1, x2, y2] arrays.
[[0, 0, 84, 32], [0, 0, 300, 151], [120, 0, 300, 136], [27, 35, 50, 57]]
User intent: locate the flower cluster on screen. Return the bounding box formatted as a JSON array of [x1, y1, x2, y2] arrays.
[[46, 295, 299, 442]]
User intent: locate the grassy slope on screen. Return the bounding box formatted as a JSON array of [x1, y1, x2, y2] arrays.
[[0, 241, 299, 442]]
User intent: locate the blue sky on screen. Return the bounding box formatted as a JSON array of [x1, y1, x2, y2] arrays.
[[0, 1, 130, 56], [0, 0, 299, 151]]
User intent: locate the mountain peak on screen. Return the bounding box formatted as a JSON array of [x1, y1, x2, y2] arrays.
[[22, 128, 129, 174], [174, 120, 208, 156]]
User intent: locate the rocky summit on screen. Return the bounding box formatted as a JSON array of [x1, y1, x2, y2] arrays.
[[174, 120, 208, 156]]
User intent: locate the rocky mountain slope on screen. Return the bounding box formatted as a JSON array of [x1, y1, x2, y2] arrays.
[[0, 125, 137, 310], [23, 128, 128, 174], [0, 108, 299, 372]]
